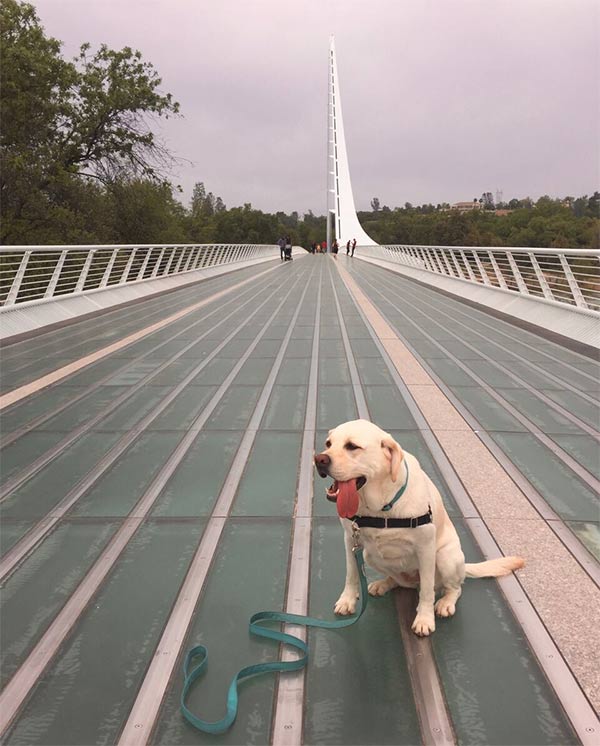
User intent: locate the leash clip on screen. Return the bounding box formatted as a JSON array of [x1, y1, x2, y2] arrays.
[[351, 521, 362, 551]]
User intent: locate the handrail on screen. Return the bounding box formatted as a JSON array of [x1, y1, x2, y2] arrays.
[[359, 244, 600, 312], [0, 244, 277, 307]]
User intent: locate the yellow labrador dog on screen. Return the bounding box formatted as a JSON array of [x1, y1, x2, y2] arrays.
[[314, 419, 524, 636]]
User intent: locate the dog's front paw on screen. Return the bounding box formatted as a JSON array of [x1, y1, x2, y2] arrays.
[[334, 592, 358, 615], [411, 614, 436, 636], [368, 578, 394, 597]]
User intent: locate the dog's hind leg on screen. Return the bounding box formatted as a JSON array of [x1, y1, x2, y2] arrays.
[[434, 544, 465, 618]]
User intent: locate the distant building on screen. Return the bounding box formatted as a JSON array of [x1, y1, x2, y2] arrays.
[[451, 201, 482, 212], [494, 209, 513, 216]]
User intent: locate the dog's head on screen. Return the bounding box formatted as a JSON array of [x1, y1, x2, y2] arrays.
[[314, 419, 404, 516]]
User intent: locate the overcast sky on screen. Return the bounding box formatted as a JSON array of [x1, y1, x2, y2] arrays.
[[33, 0, 599, 214]]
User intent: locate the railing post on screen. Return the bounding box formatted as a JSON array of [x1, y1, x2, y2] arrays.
[[423, 249, 437, 273], [559, 254, 588, 308], [506, 251, 529, 294], [163, 248, 177, 275], [151, 248, 166, 278], [5, 250, 32, 305], [173, 247, 187, 274], [182, 248, 195, 272], [487, 250, 509, 289], [136, 248, 153, 281], [119, 248, 137, 284], [100, 249, 119, 288], [449, 250, 466, 279], [460, 250, 477, 281], [440, 249, 455, 276], [44, 250, 69, 298], [528, 252, 555, 301], [472, 251, 491, 285], [75, 249, 96, 292]]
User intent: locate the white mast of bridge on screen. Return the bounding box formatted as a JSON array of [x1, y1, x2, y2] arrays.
[[327, 36, 376, 250]]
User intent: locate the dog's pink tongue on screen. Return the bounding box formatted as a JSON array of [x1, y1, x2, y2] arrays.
[[336, 479, 360, 518]]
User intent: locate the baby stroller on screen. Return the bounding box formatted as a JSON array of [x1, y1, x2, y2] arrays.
[[284, 244, 293, 261]]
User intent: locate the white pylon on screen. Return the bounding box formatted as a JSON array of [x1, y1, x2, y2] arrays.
[[327, 36, 376, 247]]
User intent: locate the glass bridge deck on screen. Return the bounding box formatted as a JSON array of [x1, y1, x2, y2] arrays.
[[0, 254, 598, 745]]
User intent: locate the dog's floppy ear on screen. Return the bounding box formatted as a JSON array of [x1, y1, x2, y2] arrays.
[[381, 435, 403, 482]]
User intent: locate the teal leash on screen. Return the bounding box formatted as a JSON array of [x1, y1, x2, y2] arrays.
[[181, 539, 368, 735]]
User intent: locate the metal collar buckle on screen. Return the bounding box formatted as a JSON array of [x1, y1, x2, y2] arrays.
[[410, 516, 418, 528]]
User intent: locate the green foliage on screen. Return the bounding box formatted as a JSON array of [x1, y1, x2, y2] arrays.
[[1, 0, 179, 243], [359, 195, 599, 249]]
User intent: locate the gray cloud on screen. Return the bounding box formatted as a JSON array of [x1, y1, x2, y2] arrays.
[[33, 0, 599, 213]]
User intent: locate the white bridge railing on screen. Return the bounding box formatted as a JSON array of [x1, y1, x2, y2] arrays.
[[360, 245, 600, 311], [0, 244, 276, 306]]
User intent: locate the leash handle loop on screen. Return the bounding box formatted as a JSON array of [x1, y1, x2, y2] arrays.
[[181, 547, 368, 734]]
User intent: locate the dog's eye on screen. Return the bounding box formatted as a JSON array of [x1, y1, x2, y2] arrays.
[[325, 440, 332, 448], [345, 442, 360, 451]]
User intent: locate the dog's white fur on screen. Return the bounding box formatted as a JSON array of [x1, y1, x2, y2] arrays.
[[317, 419, 524, 636]]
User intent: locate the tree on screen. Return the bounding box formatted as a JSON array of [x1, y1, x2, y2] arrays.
[[1, 0, 180, 242], [371, 197, 381, 212]]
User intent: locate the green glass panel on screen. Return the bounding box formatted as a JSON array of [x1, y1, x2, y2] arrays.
[[147, 386, 217, 430], [317, 386, 357, 430], [319, 356, 351, 385], [34, 386, 129, 431], [262, 385, 308, 430], [304, 521, 420, 745], [233, 358, 275, 385], [153, 431, 243, 516], [205, 386, 261, 430], [551, 434, 600, 478], [363, 385, 417, 430], [539, 389, 600, 430], [354, 356, 395, 386], [447, 386, 526, 432], [565, 520, 600, 560], [491, 432, 599, 521], [0, 432, 122, 521], [72, 432, 182, 516], [433, 520, 577, 745], [0, 432, 66, 481], [233, 431, 301, 516], [4, 521, 203, 746], [153, 519, 291, 746], [0, 387, 88, 434], [96, 385, 173, 430], [1, 519, 118, 686], [276, 356, 311, 384]]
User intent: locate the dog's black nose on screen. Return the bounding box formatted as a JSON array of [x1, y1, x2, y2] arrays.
[[314, 453, 331, 478]]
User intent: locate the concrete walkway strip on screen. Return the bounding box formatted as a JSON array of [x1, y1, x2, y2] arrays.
[[0, 274, 294, 583], [0, 263, 282, 410], [0, 270, 305, 738], [117, 266, 315, 746], [335, 259, 600, 739]]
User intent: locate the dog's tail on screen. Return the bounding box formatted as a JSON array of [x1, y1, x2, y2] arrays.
[[465, 556, 525, 578]]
